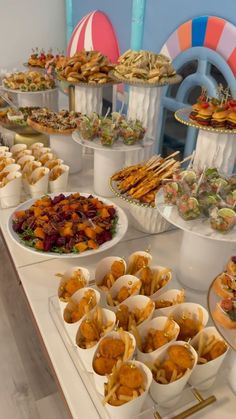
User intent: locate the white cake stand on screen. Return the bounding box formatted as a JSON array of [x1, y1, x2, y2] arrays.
[[208, 278, 236, 394], [110, 72, 182, 164], [72, 131, 154, 197], [156, 190, 236, 292], [2, 86, 59, 111], [175, 108, 236, 175]]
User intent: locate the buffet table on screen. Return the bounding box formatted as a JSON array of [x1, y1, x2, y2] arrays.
[[0, 154, 236, 419]]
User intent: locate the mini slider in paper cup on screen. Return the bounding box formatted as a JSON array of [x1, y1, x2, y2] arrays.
[[17, 154, 35, 169], [127, 251, 152, 275], [44, 158, 64, 170], [49, 164, 69, 193], [75, 307, 116, 372], [137, 264, 172, 300], [28, 166, 49, 199], [0, 158, 15, 172], [171, 302, 209, 341], [92, 329, 136, 395], [153, 288, 186, 317], [63, 287, 100, 342], [2, 163, 21, 174], [10, 143, 27, 156], [95, 256, 127, 304], [57, 266, 90, 314], [136, 316, 180, 363], [22, 160, 42, 193], [0, 146, 9, 154], [106, 275, 141, 311], [16, 149, 32, 161], [103, 360, 152, 419], [39, 152, 55, 165], [115, 294, 155, 333], [150, 341, 198, 408], [0, 171, 22, 208], [189, 326, 228, 390]]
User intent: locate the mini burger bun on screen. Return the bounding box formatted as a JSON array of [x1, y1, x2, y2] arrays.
[[213, 304, 236, 329]]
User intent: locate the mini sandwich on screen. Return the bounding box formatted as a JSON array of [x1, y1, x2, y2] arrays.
[[211, 109, 228, 128], [227, 111, 236, 129], [189, 103, 202, 121], [195, 107, 213, 126]]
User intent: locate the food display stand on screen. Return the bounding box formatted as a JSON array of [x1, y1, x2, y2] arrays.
[[0, 156, 236, 419]]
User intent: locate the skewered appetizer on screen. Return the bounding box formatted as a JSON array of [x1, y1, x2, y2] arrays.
[[173, 307, 205, 341], [27, 108, 81, 134], [28, 48, 64, 68], [193, 332, 227, 365], [115, 300, 154, 332], [111, 152, 182, 206], [112, 50, 176, 83], [213, 256, 236, 299], [57, 50, 114, 84], [3, 71, 55, 91], [213, 296, 236, 329], [12, 193, 118, 253], [141, 319, 177, 353], [64, 289, 97, 323]]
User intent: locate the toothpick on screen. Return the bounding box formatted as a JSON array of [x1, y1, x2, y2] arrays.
[[119, 101, 125, 115], [104, 107, 111, 119], [187, 151, 195, 169]]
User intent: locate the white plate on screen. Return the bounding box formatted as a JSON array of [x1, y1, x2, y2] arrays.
[[7, 192, 128, 258], [156, 189, 236, 243], [72, 131, 154, 153], [1, 85, 58, 95]]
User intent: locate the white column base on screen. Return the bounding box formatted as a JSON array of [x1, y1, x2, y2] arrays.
[[50, 134, 82, 174], [177, 231, 235, 291], [193, 131, 236, 176], [127, 86, 161, 163], [228, 350, 236, 394], [17, 90, 59, 111], [94, 150, 125, 197], [74, 86, 103, 114]]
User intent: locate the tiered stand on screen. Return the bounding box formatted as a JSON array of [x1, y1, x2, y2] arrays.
[[110, 72, 182, 164], [155, 108, 236, 292], [2, 86, 59, 111], [208, 278, 236, 394], [72, 131, 154, 197]]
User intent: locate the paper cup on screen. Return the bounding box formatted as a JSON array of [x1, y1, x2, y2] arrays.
[[104, 360, 152, 419], [171, 303, 209, 341], [95, 256, 127, 305], [17, 154, 35, 168], [22, 161, 42, 194], [11, 143, 27, 155], [0, 171, 22, 208], [39, 152, 55, 165], [0, 146, 9, 154], [36, 147, 52, 157], [16, 149, 32, 160], [189, 327, 229, 390], [136, 265, 172, 300], [115, 294, 155, 332], [44, 158, 64, 169], [2, 163, 21, 173], [29, 142, 44, 151], [49, 164, 69, 193], [75, 308, 116, 372], [127, 251, 152, 275], [153, 289, 185, 317], [136, 316, 180, 363], [63, 287, 100, 342], [57, 266, 90, 315], [150, 341, 198, 408], [0, 158, 15, 172], [28, 167, 49, 198], [106, 275, 141, 311], [92, 330, 136, 394], [0, 151, 12, 158]]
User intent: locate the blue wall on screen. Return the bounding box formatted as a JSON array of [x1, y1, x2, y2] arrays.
[[72, 0, 132, 53], [72, 0, 236, 52], [143, 0, 236, 51]]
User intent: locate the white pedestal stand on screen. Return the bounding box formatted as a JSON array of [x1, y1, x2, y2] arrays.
[[74, 85, 103, 114], [178, 231, 235, 291], [49, 134, 82, 174], [127, 86, 161, 164], [72, 132, 154, 197], [193, 130, 236, 176]]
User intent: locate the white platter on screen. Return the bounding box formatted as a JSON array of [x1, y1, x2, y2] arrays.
[[72, 131, 154, 153], [1, 85, 58, 95], [156, 189, 236, 243], [7, 192, 128, 258]]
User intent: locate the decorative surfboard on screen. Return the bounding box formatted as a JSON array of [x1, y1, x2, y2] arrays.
[[67, 10, 120, 63], [161, 16, 236, 76]]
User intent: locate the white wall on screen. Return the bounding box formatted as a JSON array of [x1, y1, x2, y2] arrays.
[[0, 0, 66, 70]]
